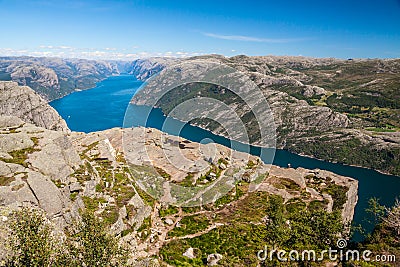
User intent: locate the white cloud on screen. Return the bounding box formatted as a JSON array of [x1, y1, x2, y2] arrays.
[[0, 46, 204, 60], [203, 32, 308, 43]]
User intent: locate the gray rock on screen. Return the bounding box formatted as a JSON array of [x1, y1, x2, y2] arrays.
[[111, 206, 128, 235], [28, 133, 82, 183], [0, 57, 121, 102], [0, 81, 69, 132], [164, 218, 174, 225], [183, 247, 196, 259], [69, 182, 82, 193], [26, 171, 69, 216], [302, 85, 326, 97], [207, 253, 223, 266]]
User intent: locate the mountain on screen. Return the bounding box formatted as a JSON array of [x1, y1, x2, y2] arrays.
[[132, 55, 400, 176], [0, 56, 121, 101], [120, 57, 178, 80], [1, 54, 398, 175], [0, 56, 177, 102]]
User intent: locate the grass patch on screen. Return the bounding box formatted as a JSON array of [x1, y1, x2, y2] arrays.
[[0, 176, 15, 186], [323, 184, 348, 210], [366, 127, 397, 132], [1, 138, 40, 167], [168, 214, 210, 237], [70, 192, 78, 201], [159, 205, 179, 217]]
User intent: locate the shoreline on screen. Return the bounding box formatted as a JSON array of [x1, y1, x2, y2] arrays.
[[158, 110, 399, 178], [50, 74, 399, 179]]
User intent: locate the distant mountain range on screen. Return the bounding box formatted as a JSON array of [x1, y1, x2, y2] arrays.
[[0, 56, 173, 101], [1, 55, 399, 176]]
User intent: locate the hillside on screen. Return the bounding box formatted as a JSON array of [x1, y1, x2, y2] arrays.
[[0, 82, 358, 266], [132, 55, 400, 176]]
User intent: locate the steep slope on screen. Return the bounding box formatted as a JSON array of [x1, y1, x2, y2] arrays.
[[0, 81, 69, 132], [120, 57, 178, 80], [0, 118, 358, 264], [0, 56, 178, 102]]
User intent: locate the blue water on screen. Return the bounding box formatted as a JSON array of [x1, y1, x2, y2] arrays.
[[51, 75, 143, 132], [50, 75, 400, 239]]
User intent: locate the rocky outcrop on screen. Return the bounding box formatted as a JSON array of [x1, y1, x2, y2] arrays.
[[0, 81, 69, 132], [207, 253, 223, 266], [257, 165, 358, 223], [0, 116, 359, 261], [0, 116, 79, 227]]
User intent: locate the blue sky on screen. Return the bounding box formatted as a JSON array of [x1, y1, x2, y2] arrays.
[[0, 0, 399, 59]]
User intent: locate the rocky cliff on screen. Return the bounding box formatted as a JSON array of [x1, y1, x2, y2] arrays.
[[121, 57, 177, 80], [0, 81, 69, 132]]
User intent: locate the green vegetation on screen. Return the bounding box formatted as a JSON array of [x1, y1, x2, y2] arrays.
[[2, 208, 128, 267], [137, 216, 151, 239], [161, 194, 345, 266], [246, 159, 256, 169], [4, 208, 57, 267], [0, 137, 40, 167], [69, 192, 78, 201], [154, 166, 171, 180], [71, 161, 95, 184], [174, 173, 194, 187], [168, 214, 210, 237], [152, 59, 400, 176], [159, 205, 179, 217], [346, 199, 400, 266], [323, 184, 348, 210], [214, 182, 246, 207], [273, 177, 301, 191], [63, 211, 127, 267], [366, 127, 397, 133], [287, 135, 400, 176], [133, 183, 155, 207], [82, 196, 106, 213], [0, 176, 15, 186]]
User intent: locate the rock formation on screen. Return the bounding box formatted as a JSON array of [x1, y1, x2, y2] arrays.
[[0, 81, 69, 132]]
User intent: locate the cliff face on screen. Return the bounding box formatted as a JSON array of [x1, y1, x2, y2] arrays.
[[0, 57, 179, 102], [0, 81, 69, 132], [121, 58, 177, 80]]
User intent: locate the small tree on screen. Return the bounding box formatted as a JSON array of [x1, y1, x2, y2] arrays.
[[264, 195, 289, 247], [383, 199, 400, 240], [66, 210, 127, 267], [5, 207, 58, 267], [366, 197, 386, 226]]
